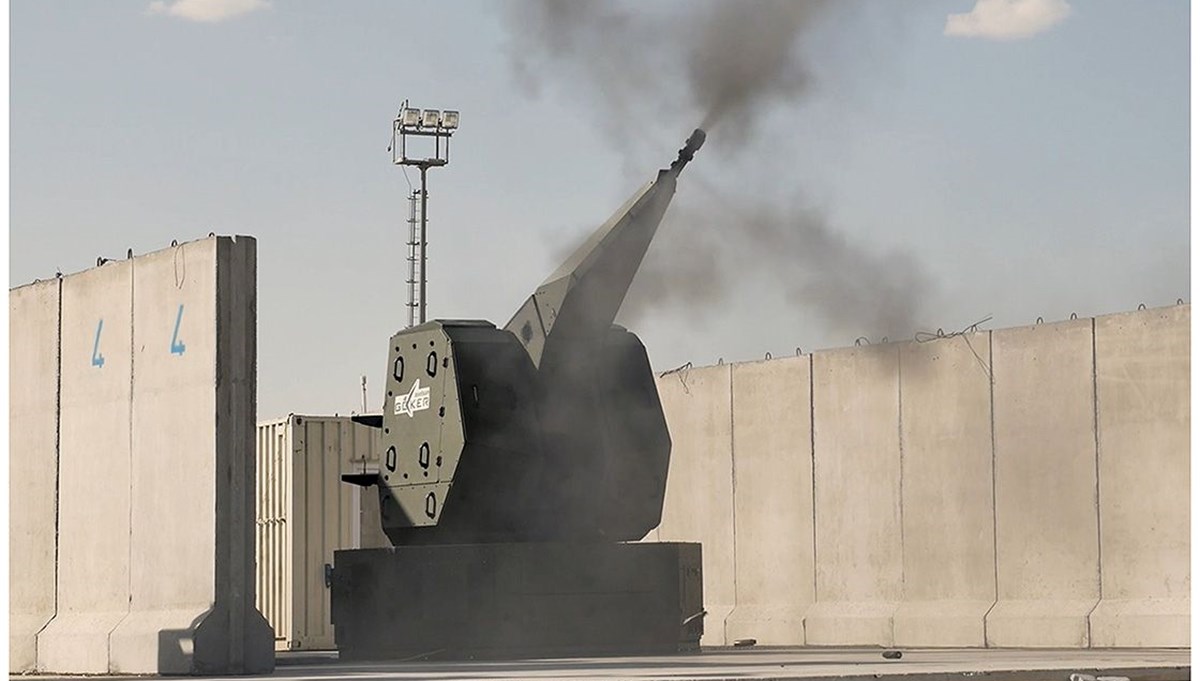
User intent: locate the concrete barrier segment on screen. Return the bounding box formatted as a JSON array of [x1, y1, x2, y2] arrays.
[[724, 356, 814, 646], [1088, 305, 1189, 647], [9, 279, 62, 672], [109, 237, 222, 673], [28, 236, 271, 673], [893, 333, 996, 647], [655, 363, 734, 646], [208, 236, 275, 673], [806, 344, 901, 646], [36, 259, 134, 673], [986, 318, 1099, 647]]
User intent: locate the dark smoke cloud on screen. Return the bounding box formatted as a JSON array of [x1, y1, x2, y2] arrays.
[[503, 0, 933, 343], [507, 1, 678, 149], [740, 199, 929, 339], [615, 220, 724, 324], [507, 0, 824, 143], [621, 197, 930, 340], [687, 1, 823, 137]]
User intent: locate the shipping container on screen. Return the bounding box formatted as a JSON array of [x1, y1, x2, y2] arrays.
[[255, 415, 388, 651]]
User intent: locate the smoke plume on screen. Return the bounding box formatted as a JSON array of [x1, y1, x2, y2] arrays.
[[503, 0, 932, 343], [687, 1, 823, 136], [508, 0, 823, 142], [620, 196, 930, 340]]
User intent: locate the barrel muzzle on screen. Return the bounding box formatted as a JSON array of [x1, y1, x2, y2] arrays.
[[669, 128, 706, 174]]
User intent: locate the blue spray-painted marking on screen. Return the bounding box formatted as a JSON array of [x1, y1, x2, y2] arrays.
[[170, 304, 186, 355], [91, 319, 105, 368]]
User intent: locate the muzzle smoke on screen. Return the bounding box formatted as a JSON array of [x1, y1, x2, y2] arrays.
[[504, 0, 932, 342]]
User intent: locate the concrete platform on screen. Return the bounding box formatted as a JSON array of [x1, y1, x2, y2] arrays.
[[23, 647, 1190, 680]]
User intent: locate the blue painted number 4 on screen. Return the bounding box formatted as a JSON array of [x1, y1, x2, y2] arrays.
[[92, 319, 105, 368], [171, 304, 186, 355]]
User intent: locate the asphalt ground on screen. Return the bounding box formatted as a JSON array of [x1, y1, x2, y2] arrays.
[[20, 647, 1190, 681]]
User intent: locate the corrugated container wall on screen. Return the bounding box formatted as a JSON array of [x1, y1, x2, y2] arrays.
[[255, 415, 385, 651]]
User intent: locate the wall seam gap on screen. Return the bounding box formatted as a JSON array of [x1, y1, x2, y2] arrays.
[[807, 352, 817, 645], [113, 261, 136, 671], [725, 363, 736, 646], [42, 276, 65, 652], [982, 331, 999, 648], [1086, 316, 1103, 647]]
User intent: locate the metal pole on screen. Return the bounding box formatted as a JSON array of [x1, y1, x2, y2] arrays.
[[419, 165, 429, 325], [406, 189, 419, 328]]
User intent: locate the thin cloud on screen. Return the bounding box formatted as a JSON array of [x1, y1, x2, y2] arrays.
[[945, 0, 1071, 41], [146, 0, 270, 23]]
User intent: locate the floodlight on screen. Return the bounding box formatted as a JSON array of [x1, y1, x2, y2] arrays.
[[389, 101, 460, 328]]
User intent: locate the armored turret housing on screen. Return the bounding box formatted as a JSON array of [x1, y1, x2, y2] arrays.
[[347, 130, 706, 547]]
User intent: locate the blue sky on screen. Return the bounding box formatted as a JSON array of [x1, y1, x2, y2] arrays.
[[10, 1, 1189, 418]]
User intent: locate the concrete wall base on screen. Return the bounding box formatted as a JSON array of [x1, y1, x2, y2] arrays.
[[893, 600, 990, 647], [1088, 598, 1189, 647], [725, 605, 808, 645], [106, 606, 271, 674], [9, 615, 49, 672], [803, 601, 897, 646], [110, 608, 207, 673], [101, 579, 273, 670], [194, 605, 276, 675], [985, 599, 1096, 647], [36, 612, 127, 673]]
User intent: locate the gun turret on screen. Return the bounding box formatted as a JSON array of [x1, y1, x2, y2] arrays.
[[357, 131, 705, 546]]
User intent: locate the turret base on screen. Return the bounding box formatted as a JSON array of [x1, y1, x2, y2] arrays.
[[330, 541, 703, 661]]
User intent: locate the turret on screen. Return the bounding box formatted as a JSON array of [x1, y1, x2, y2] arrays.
[[352, 131, 706, 546]]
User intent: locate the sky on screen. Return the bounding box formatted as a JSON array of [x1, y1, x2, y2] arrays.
[[10, 0, 1190, 420]]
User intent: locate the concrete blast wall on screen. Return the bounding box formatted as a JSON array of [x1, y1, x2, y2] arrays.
[[9, 279, 61, 671], [10, 236, 273, 674], [988, 319, 1099, 647], [655, 364, 734, 646], [807, 345, 902, 646], [654, 305, 1188, 648], [1089, 306, 1190, 646], [37, 259, 135, 673], [724, 357, 814, 645], [894, 333, 995, 647]]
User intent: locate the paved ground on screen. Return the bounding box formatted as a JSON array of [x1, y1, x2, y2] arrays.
[[267, 648, 1188, 681], [25, 647, 1185, 680]]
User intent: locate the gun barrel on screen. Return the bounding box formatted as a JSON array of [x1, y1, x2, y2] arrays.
[[505, 130, 706, 366]]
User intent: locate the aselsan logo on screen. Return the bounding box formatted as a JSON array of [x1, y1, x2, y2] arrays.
[[394, 378, 431, 417]]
